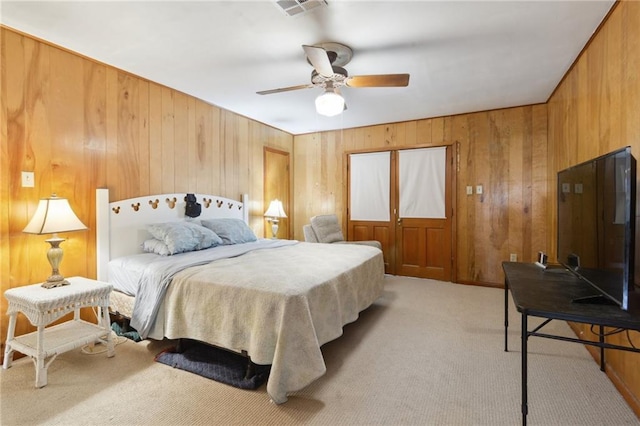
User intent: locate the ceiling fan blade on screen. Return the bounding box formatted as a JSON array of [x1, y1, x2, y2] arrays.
[[302, 45, 334, 78], [345, 74, 410, 88], [256, 84, 314, 95]]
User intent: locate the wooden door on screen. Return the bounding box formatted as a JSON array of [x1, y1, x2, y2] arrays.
[[264, 148, 290, 239], [347, 151, 396, 273], [347, 146, 453, 280], [395, 147, 452, 280]]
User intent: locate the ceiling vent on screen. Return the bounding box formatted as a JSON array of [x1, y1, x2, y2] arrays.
[[274, 0, 328, 17]]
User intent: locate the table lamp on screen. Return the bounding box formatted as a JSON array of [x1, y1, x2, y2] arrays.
[[23, 194, 88, 288], [264, 199, 287, 239]]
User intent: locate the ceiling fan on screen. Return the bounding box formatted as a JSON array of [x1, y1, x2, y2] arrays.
[[257, 43, 410, 117]]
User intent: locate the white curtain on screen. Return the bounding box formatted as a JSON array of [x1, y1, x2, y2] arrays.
[[399, 147, 446, 219], [349, 151, 390, 221]]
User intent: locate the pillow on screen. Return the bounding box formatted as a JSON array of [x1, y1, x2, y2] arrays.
[[146, 221, 223, 255], [201, 218, 257, 245], [141, 238, 171, 256], [187, 222, 223, 250]]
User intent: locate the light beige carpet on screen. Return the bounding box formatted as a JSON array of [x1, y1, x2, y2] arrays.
[[1, 276, 638, 425]]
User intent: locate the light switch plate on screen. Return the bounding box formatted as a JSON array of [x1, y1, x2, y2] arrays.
[[466, 186, 473, 195], [21, 171, 34, 188], [476, 185, 483, 195]]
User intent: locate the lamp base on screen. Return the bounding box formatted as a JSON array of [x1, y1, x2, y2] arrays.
[[270, 220, 280, 239], [42, 275, 70, 289], [42, 235, 70, 289]]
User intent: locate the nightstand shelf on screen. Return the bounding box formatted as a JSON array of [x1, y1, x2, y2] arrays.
[[3, 277, 115, 388], [9, 320, 111, 358]]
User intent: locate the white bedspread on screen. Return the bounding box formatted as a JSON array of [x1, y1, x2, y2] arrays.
[[146, 241, 384, 403], [130, 239, 297, 338]]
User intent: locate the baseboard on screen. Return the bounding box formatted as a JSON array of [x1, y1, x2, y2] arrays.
[[567, 322, 640, 419]]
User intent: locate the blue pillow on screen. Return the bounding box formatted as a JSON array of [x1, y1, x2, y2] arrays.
[[146, 221, 223, 255], [201, 218, 257, 245], [188, 222, 224, 250]]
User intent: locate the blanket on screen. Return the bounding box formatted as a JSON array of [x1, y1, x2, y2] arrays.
[[146, 242, 384, 403], [130, 239, 298, 338]]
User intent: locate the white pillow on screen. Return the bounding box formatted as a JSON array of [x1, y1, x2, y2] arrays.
[[141, 238, 171, 256]]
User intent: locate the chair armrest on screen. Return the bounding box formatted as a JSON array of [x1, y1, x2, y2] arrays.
[[303, 224, 319, 243]]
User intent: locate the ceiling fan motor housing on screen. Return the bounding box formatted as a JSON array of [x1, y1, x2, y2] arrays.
[[311, 66, 348, 87]]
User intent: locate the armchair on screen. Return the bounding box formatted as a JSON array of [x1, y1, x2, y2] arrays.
[[303, 214, 382, 250]]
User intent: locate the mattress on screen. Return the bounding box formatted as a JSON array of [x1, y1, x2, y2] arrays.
[[108, 253, 159, 296]]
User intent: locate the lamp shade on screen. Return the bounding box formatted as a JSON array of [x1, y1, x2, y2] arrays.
[[23, 195, 88, 235], [315, 88, 345, 117], [264, 199, 287, 218]]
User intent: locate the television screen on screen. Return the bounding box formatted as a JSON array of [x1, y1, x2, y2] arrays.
[[557, 146, 636, 310]]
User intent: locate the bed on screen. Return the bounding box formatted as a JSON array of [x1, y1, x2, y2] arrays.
[[95, 189, 385, 403]]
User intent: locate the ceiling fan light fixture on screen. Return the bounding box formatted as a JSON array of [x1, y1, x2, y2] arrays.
[[315, 88, 344, 117]]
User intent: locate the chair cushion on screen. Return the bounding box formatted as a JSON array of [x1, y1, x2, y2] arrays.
[[310, 215, 344, 243]]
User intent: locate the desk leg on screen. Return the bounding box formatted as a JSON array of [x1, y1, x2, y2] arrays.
[[521, 312, 528, 426], [505, 280, 509, 352], [2, 313, 17, 369], [599, 325, 605, 372]]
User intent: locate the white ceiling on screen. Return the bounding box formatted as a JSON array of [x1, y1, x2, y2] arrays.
[[0, 1, 614, 135]]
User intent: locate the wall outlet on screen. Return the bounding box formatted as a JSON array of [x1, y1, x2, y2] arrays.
[[21, 171, 34, 188], [574, 183, 583, 194], [510, 253, 517, 262]]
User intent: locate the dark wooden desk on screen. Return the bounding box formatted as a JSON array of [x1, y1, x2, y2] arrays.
[[502, 262, 640, 426]]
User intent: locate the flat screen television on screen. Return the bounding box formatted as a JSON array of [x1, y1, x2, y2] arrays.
[[557, 146, 636, 310]]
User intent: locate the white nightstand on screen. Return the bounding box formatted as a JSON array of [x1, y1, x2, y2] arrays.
[[3, 277, 115, 387]]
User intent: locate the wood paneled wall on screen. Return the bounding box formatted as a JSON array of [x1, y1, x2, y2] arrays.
[[293, 105, 548, 285], [0, 27, 293, 353], [2, 0, 638, 412], [547, 0, 640, 413]]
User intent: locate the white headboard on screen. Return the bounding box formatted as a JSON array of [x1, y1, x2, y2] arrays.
[[96, 188, 249, 282]]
